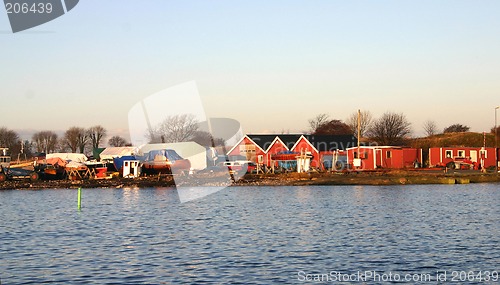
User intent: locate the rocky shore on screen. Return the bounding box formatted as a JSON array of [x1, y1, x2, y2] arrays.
[[1, 170, 499, 190]]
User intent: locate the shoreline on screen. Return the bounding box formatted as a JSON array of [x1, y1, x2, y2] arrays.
[[237, 171, 500, 186], [1, 170, 499, 190]]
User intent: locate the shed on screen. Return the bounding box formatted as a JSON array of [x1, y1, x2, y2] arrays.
[[346, 146, 422, 170], [428, 147, 496, 169]]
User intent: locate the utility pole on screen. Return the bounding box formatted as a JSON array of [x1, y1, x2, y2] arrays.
[[354, 109, 361, 169], [495, 106, 499, 170], [357, 109, 361, 151]]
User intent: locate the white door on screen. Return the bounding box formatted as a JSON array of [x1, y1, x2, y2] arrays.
[[376, 149, 383, 168], [470, 150, 477, 162]]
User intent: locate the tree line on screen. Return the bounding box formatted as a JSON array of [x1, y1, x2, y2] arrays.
[[2, 112, 499, 158], [308, 111, 500, 146], [0, 114, 224, 158], [0, 125, 130, 158]]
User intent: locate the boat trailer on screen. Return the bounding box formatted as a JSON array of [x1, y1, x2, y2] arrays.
[[0, 165, 39, 182]]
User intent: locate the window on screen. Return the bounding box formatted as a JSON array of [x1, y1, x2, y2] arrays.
[[445, 150, 453, 158], [239, 145, 256, 153], [457, 150, 465, 158], [354, 152, 358, 159], [480, 149, 487, 158], [386, 151, 392, 158]]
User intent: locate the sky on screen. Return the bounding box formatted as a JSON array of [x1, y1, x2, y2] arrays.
[[1, 0, 500, 142]]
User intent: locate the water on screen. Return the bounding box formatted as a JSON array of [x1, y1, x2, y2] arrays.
[[0, 184, 499, 284]]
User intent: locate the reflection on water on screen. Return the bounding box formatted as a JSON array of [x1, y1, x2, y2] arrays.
[[0, 185, 499, 284]]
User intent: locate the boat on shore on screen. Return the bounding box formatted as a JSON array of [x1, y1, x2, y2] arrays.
[[142, 149, 191, 175], [85, 161, 109, 178], [34, 156, 67, 179], [271, 151, 300, 161]]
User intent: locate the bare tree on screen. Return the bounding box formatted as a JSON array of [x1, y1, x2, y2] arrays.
[[0, 127, 19, 148], [108, 136, 128, 147], [346, 110, 373, 137], [63, 127, 88, 153], [56, 138, 68, 152], [423, 120, 438, 137], [367, 112, 412, 146], [20, 140, 33, 158], [87, 125, 107, 149], [0, 127, 20, 155], [148, 114, 199, 143], [32, 131, 58, 153], [191, 131, 225, 147], [308, 113, 330, 133]]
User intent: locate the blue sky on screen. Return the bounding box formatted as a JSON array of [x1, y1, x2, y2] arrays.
[[1, 0, 500, 141]]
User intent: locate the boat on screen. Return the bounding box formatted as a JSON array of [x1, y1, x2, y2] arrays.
[[271, 151, 300, 161], [142, 149, 191, 175], [216, 160, 257, 173], [34, 156, 67, 179], [85, 161, 109, 178]]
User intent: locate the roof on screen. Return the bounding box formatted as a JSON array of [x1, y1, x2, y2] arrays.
[[429, 146, 496, 150], [304, 135, 357, 151], [346, 146, 416, 150], [99, 147, 138, 160], [139, 142, 206, 157], [247, 134, 357, 152], [47, 153, 88, 162], [247, 134, 302, 151]]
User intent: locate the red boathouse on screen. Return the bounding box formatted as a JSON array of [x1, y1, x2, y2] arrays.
[[227, 134, 357, 168]]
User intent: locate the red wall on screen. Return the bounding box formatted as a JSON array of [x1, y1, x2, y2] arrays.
[[403, 148, 420, 168], [346, 147, 376, 170], [291, 137, 320, 167], [428, 147, 496, 168], [228, 137, 266, 164], [266, 140, 289, 166], [346, 147, 420, 170], [429, 148, 441, 167]]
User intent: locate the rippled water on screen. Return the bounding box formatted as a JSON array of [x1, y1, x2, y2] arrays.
[[1, 184, 499, 284]]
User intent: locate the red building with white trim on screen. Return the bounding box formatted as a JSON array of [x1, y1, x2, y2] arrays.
[[227, 134, 357, 168], [226, 136, 267, 164], [428, 147, 496, 169], [346, 146, 422, 170]]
